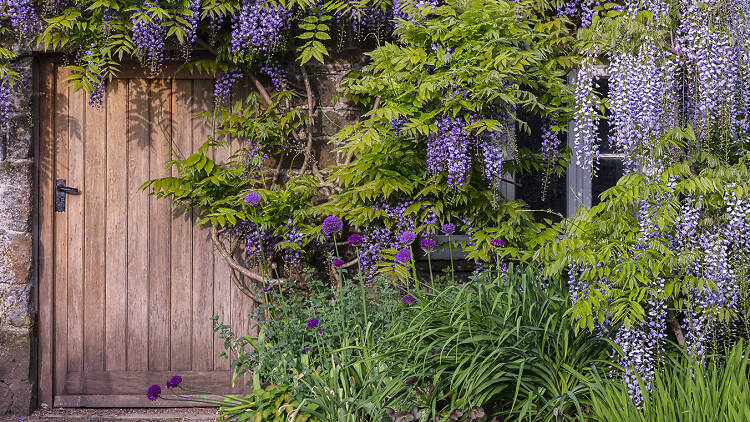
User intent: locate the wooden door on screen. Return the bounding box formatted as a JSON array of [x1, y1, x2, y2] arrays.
[[38, 59, 255, 407]]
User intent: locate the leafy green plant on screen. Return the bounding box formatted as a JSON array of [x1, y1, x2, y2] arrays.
[[372, 266, 610, 421], [587, 342, 750, 422], [217, 384, 319, 422]]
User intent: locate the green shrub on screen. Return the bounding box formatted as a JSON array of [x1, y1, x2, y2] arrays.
[[588, 342, 750, 422], [371, 266, 610, 421]]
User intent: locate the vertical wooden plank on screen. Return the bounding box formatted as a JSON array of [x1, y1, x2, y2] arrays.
[[105, 79, 128, 371], [127, 78, 150, 371], [66, 83, 85, 375], [213, 78, 232, 370], [148, 79, 172, 371], [229, 80, 255, 385], [170, 79, 193, 370], [191, 79, 215, 371], [54, 67, 71, 396], [38, 59, 56, 407], [83, 85, 107, 373]]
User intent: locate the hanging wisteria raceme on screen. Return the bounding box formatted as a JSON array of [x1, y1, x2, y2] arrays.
[[359, 226, 394, 282], [557, 0, 600, 28], [282, 219, 303, 270], [2, 0, 39, 35], [185, 0, 201, 45], [101, 7, 117, 35], [0, 77, 12, 132], [428, 114, 472, 188], [726, 190, 750, 256], [230, 0, 291, 58], [480, 137, 504, 189], [84, 48, 106, 108], [344, 0, 393, 36], [259, 62, 288, 92], [572, 47, 600, 173], [214, 68, 243, 105], [131, 2, 167, 74]]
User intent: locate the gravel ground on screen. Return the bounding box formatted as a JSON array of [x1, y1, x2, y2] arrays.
[[4, 408, 219, 422]]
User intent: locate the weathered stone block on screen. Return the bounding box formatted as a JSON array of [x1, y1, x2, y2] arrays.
[[5, 112, 33, 160], [0, 331, 31, 389], [0, 161, 32, 232], [0, 233, 31, 286]]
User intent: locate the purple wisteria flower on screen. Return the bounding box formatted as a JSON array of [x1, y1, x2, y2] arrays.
[[166, 375, 182, 389], [441, 223, 455, 235], [332, 258, 345, 268], [244, 191, 261, 205], [420, 238, 436, 252], [490, 238, 505, 248], [395, 248, 411, 264], [347, 234, 363, 246], [146, 384, 161, 401], [399, 231, 416, 244], [321, 216, 343, 235], [403, 294, 417, 305]]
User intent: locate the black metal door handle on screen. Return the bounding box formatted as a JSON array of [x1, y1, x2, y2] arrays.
[[57, 186, 80, 194], [55, 179, 81, 212]]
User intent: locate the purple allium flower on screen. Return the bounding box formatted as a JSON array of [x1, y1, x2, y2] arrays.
[[321, 216, 344, 235], [146, 384, 161, 401], [490, 238, 506, 248], [347, 234, 364, 246], [420, 238, 436, 252], [403, 294, 417, 305], [395, 248, 411, 264], [244, 191, 261, 205], [399, 231, 417, 244], [441, 223, 455, 235], [166, 375, 182, 389], [332, 258, 345, 268], [306, 318, 319, 329]]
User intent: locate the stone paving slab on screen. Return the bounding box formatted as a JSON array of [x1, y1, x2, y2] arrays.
[[2, 408, 219, 422]]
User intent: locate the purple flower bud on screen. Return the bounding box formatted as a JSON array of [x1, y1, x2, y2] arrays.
[[321, 216, 344, 235], [347, 234, 364, 246], [441, 223, 455, 235], [306, 318, 319, 329], [399, 231, 417, 244], [244, 191, 261, 205], [305, 347, 311, 353], [318, 328, 323, 334]]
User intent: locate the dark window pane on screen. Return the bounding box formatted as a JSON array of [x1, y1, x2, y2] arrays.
[[593, 158, 624, 205]]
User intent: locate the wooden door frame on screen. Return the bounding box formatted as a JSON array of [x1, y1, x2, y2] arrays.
[[37, 55, 57, 409]]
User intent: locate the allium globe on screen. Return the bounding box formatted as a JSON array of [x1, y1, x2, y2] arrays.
[[146, 384, 161, 401], [441, 223, 456, 235], [321, 216, 343, 235], [306, 318, 319, 329], [347, 234, 363, 246], [395, 248, 411, 263], [420, 238, 436, 252], [332, 258, 345, 268], [399, 231, 416, 244], [166, 375, 182, 389], [244, 191, 261, 205]]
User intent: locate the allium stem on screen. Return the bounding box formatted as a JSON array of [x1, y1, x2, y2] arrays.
[[448, 234, 455, 284], [409, 246, 420, 296], [427, 253, 434, 285]]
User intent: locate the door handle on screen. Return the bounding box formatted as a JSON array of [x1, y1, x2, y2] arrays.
[[55, 179, 80, 212]]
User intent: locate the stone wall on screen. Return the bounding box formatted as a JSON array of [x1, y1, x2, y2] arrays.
[[0, 53, 35, 416]]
